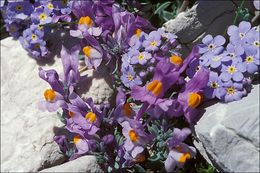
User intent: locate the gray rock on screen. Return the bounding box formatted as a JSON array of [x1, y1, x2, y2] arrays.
[[0, 37, 65, 172], [163, 0, 256, 56], [194, 84, 260, 172], [40, 156, 103, 173], [0, 37, 113, 172]]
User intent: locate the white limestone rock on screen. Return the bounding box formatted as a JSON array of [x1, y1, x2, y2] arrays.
[[0, 37, 114, 172], [194, 84, 260, 172], [40, 156, 103, 173], [0, 37, 65, 172]]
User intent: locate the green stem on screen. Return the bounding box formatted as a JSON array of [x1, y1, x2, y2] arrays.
[[233, 0, 245, 25]]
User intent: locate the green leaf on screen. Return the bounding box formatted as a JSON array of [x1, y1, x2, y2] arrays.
[[161, 10, 175, 21], [57, 111, 66, 124], [154, 1, 172, 15]]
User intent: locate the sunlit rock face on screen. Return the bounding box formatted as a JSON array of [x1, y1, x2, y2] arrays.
[[194, 84, 259, 172]]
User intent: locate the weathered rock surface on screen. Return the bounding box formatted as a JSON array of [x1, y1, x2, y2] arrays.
[[194, 84, 260, 172], [1, 37, 65, 172], [40, 156, 102, 173], [163, 0, 256, 56], [0, 37, 113, 172]]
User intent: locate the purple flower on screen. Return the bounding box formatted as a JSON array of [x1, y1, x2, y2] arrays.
[[129, 29, 147, 48], [38, 68, 67, 112], [222, 81, 245, 102], [60, 45, 80, 87], [227, 21, 251, 45], [131, 46, 200, 105], [165, 128, 196, 172], [121, 120, 152, 159], [198, 34, 225, 54], [5, 22, 22, 39], [20, 37, 49, 58], [244, 29, 260, 53], [142, 30, 161, 52], [254, 0, 260, 10], [121, 66, 142, 88], [200, 52, 231, 69], [53, 0, 73, 15], [130, 50, 152, 65], [204, 72, 225, 99], [6, 2, 34, 20], [225, 43, 244, 63], [186, 58, 201, 78], [23, 25, 44, 44], [70, 16, 102, 38], [54, 135, 69, 154], [242, 47, 259, 74], [71, 134, 89, 158], [220, 61, 246, 82], [114, 88, 135, 122], [82, 45, 103, 70], [178, 68, 209, 124], [38, 88, 67, 112], [31, 6, 52, 25]]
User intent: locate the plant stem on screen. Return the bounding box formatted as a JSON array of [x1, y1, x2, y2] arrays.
[[233, 0, 245, 25]]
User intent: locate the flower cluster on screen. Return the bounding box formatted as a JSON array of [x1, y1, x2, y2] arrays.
[[4, 0, 258, 172], [193, 21, 259, 102], [1, 0, 73, 59], [120, 28, 180, 88], [37, 1, 212, 172]]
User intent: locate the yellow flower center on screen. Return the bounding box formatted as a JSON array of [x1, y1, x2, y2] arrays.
[[73, 135, 81, 144], [38, 25, 44, 30], [127, 74, 134, 81], [150, 41, 157, 47], [85, 112, 97, 123], [44, 89, 56, 102], [138, 53, 145, 61], [245, 56, 254, 63], [226, 87, 235, 95], [188, 92, 202, 108], [210, 82, 218, 89], [253, 41, 259, 47], [179, 152, 191, 163], [39, 13, 47, 21], [123, 103, 132, 117], [146, 80, 163, 96], [31, 34, 37, 40], [135, 28, 142, 38], [83, 46, 91, 58], [15, 5, 23, 11], [227, 66, 237, 74], [79, 16, 93, 26], [170, 55, 183, 65], [129, 130, 138, 142], [47, 3, 54, 9]]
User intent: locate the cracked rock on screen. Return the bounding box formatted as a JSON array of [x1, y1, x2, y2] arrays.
[[194, 84, 259, 172], [0, 37, 114, 172], [1, 37, 65, 172]]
